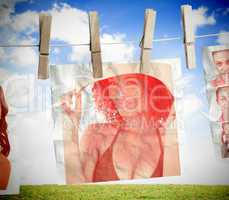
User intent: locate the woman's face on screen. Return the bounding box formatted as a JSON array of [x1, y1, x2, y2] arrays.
[[223, 123, 229, 135], [217, 86, 229, 109], [217, 87, 229, 122], [107, 77, 143, 117], [213, 50, 229, 74]]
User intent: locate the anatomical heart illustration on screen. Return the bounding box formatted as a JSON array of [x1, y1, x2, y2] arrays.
[[203, 45, 229, 158], [50, 60, 182, 184]]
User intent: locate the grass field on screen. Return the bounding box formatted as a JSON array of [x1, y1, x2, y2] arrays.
[[2, 185, 229, 200]]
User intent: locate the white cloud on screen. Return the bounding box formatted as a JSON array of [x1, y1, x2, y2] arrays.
[[52, 47, 60, 54], [0, 34, 38, 67], [174, 75, 204, 120], [0, 2, 38, 67], [8, 46, 38, 67], [10, 10, 38, 33], [48, 3, 89, 44], [70, 33, 135, 63], [0, 48, 6, 60], [176, 74, 195, 90], [173, 74, 196, 98], [70, 46, 90, 63], [0, 2, 135, 67], [192, 6, 216, 33], [183, 94, 203, 116], [101, 33, 135, 62], [0, 0, 27, 26], [48, 3, 135, 63], [217, 31, 229, 45], [0, 68, 11, 83]]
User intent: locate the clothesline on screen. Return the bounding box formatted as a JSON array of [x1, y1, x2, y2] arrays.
[[0, 32, 228, 48]]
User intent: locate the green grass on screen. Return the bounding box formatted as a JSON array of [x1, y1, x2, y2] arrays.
[[2, 185, 229, 200]]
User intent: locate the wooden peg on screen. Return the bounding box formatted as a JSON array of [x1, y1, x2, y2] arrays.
[[140, 9, 156, 73], [181, 5, 196, 69], [89, 11, 103, 78], [221, 143, 229, 158], [38, 14, 52, 79]]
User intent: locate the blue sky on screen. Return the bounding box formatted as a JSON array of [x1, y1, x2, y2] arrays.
[[0, 0, 229, 186], [5, 0, 227, 117], [1, 0, 228, 71], [14, 0, 228, 36], [4, 0, 228, 71]]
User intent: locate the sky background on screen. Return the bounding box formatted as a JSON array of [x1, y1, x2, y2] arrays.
[[0, 0, 229, 191]]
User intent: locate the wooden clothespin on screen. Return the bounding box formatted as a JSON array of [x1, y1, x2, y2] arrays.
[[221, 143, 229, 158], [89, 11, 103, 78], [38, 14, 52, 79], [140, 9, 156, 73], [181, 5, 196, 69]]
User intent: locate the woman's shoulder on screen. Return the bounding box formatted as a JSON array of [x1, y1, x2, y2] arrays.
[[80, 123, 119, 152], [84, 123, 119, 138]]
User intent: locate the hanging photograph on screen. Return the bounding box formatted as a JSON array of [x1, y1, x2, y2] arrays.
[[203, 45, 229, 158], [50, 59, 182, 184], [0, 86, 20, 195]]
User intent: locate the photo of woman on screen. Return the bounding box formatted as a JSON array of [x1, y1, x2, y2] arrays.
[[60, 73, 177, 183], [203, 45, 229, 158], [51, 61, 181, 184], [211, 49, 229, 88], [216, 86, 229, 123], [0, 86, 11, 190], [216, 86, 229, 158]]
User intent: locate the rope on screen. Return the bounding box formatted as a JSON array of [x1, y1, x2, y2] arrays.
[[0, 32, 228, 48]]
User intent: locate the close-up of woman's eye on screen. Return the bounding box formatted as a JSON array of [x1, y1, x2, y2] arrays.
[[219, 96, 227, 102], [216, 61, 223, 68]]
